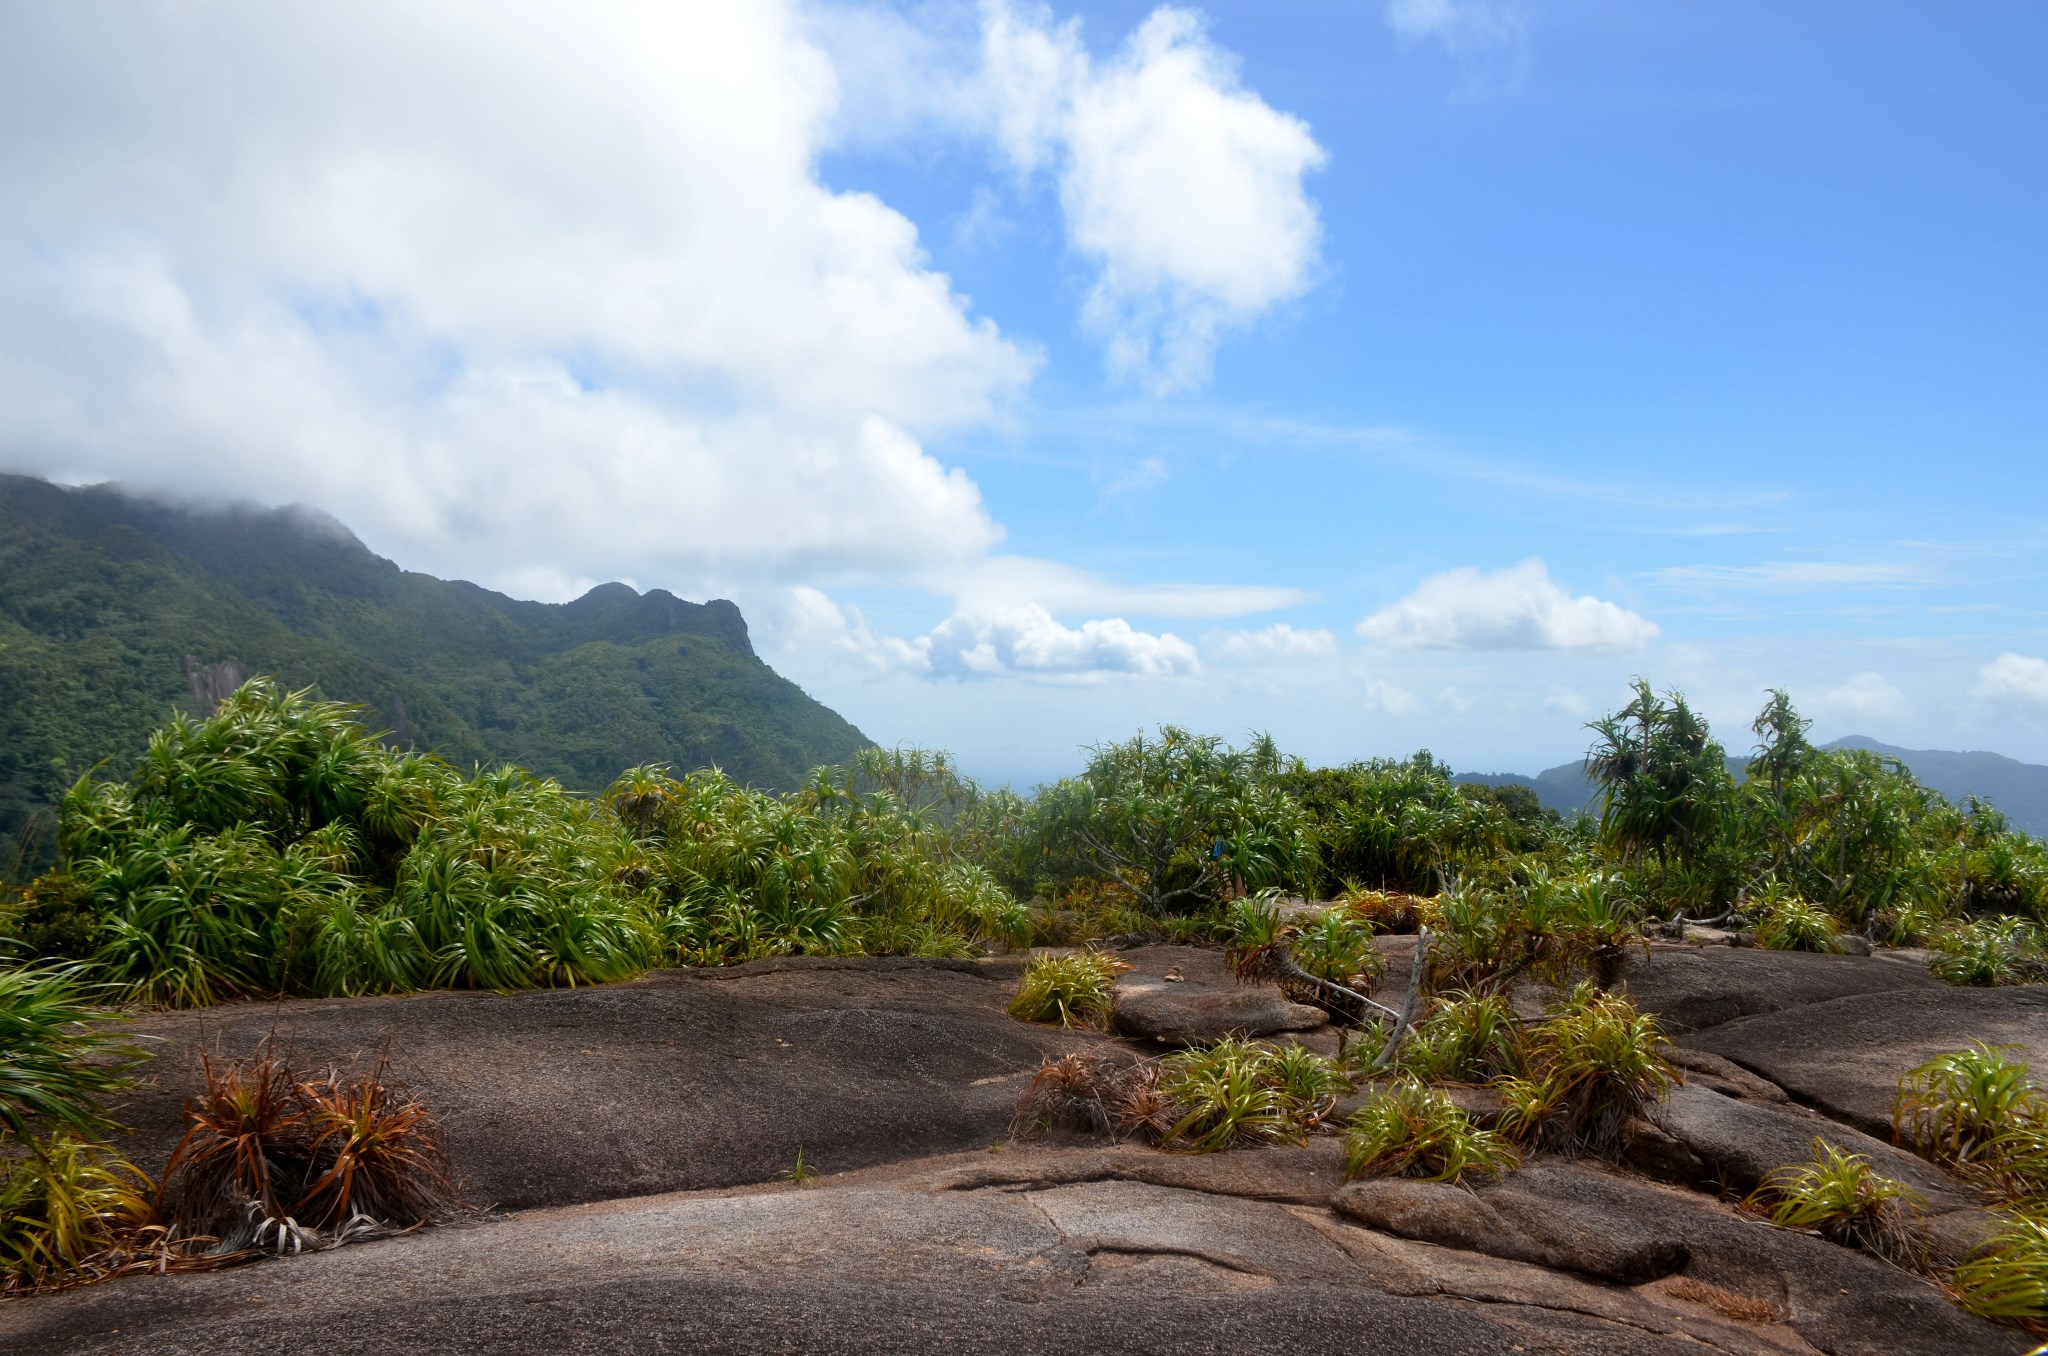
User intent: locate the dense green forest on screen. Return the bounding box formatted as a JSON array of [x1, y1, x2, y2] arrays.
[[0, 474, 869, 874]]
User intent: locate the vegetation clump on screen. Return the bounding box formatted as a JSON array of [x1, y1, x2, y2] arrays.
[[1343, 1076, 1519, 1184], [1007, 950, 1126, 1027], [1744, 1137, 1920, 1260], [1156, 1038, 1346, 1153], [1495, 984, 1676, 1157]]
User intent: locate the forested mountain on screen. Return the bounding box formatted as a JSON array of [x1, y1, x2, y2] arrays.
[[0, 473, 869, 869], [1459, 741, 2048, 837]]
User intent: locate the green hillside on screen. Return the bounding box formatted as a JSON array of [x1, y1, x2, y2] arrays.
[[0, 474, 869, 870]]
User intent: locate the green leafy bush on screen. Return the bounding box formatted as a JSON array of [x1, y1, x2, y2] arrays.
[[1754, 887, 1841, 953], [1895, 1043, 2045, 1199], [1343, 1076, 1519, 1183], [0, 961, 137, 1147], [1931, 918, 2045, 987]]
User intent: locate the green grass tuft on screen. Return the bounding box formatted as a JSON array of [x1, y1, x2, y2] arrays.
[[1006, 950, 1124, 1027]]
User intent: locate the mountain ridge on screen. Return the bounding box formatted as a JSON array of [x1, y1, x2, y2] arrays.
[[0, 473, 869, 870]]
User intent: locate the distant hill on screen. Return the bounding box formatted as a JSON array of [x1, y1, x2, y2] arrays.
[[1826, 737, 2048, 838], [0, 473, 869, 870], [1457, 740, 2048, 838]]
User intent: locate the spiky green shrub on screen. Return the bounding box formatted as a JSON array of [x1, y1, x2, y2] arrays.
[[1499, 983, 1675, 1155], [1745, 1137, 1920, 1259], [1400, 991, 1526, 1083], [1157, 1038, 1347, 1153], [1895, 1044, 2046, 1198], [0, 1134, 149, 1290], [1292, 907, 1383, 988], [0, 962, 137, 1148], [1754, 888, 1841, 952], [1007, 950, 1123, 1027], [1931, 918, 2045, 987], [1947, 1207, 2048, 1335], [1343, 1076, 1519, 1183]]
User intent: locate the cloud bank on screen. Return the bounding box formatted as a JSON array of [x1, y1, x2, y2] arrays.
[[1975, 653, 2048, 714]]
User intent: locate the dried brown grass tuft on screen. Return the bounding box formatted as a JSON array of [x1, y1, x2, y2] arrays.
[[1664, 1276, 1782, 1324]]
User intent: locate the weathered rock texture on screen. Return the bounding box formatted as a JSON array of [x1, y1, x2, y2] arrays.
[[5, 943, 2038, 1355]]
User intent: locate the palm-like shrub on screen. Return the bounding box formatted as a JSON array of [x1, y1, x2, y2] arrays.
[[1007, 950, 1124, 1027], [1400, 991, 1525, 1083], [1931, 918, 2045, 987], [1745, 1137, 1920, 1259], [1344, 1076, 1519, 1183], [1292, 907, 1382, 988]]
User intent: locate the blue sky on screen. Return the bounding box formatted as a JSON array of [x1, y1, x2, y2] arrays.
[[2, 2, 2044, 785]]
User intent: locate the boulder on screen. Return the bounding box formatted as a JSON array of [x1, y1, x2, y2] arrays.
[[1685, 985, 2048, 1138], [1110, 986, 1328, 1044], [1643, 1083, 1976, 1208], [1614, 943, 1942, 1034], [1332, 1171, 1689, 1284]]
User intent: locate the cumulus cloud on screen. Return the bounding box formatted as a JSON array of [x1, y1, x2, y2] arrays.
[[1975, 653, 2048, 714], [766, 588, 1198, 683], [1206, 623, 1338, 664], [928, 604, 1198, 680], [1357, 559, 1659, 652], [0, 2, 1031, 595], [982, 2, 1326, 392], [1813, 672, 1911, 726]]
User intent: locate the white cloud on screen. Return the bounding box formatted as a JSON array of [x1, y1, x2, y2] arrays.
[[1813, 672, 1911, 727], [927, 605, 1198, 680], [1358, 559, 1659, 652], [1361, 678, 1424, 716], [981, 2, 1326, 392], [0, 2, 1031, 595], [763, 588, 1198, 683], [1975, 653, 2048, 714], [1206, 623, 1338, 663], [1542, 686, 1591, 717], [1384, 0, 1530, 91]]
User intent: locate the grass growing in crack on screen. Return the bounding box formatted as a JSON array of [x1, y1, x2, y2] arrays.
[[1343, 1076, 1519, 1184], [1744, 1137, 1921, 1261], [1496, 983, 1675, 1157], [1006, 950, 1125, 1027], [1947, 1207, 2048, 1335], [1156, 1038, 1346, 1153], [784, 1149, 818, 1185], [1894, 1043, 2046, 1199]]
